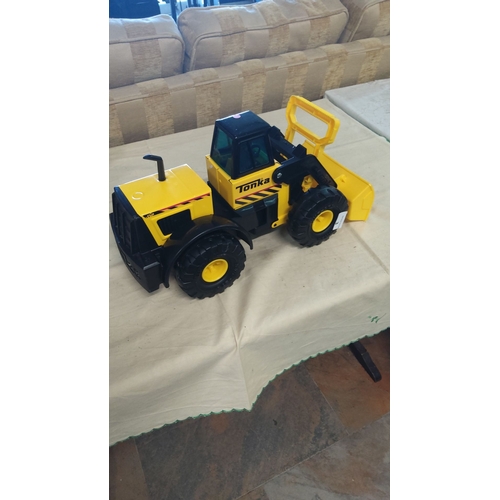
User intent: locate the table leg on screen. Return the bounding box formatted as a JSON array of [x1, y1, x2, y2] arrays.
[[170, 0, 177, 21], [349, 340, 382, 382]]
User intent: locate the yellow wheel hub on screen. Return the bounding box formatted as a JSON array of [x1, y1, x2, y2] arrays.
[[202, 259, 229, 283], [312, 210, 334, 233]]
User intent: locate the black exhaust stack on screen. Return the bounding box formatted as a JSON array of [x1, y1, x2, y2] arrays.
[[143, 154, 166, 182]]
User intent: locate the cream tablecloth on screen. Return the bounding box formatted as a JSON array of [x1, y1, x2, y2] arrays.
[[109, 98, 390, 445]]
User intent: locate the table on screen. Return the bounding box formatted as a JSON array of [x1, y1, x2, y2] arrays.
[[167, 0, 216, 22], [109, 97, 389, 445]]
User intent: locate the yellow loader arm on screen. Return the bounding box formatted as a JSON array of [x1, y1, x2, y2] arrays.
[[285, 95, 375, 221]]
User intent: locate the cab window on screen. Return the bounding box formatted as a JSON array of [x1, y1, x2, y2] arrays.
[[211, 128, 234, 176], [238, 136, 272, 175]]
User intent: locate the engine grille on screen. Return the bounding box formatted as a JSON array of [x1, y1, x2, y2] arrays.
[[112, 191, 138, 254]]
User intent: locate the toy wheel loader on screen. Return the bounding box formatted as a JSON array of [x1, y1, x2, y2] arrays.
[[110, 96, 374, 298]]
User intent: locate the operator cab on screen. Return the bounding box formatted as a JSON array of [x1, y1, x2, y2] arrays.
[[210, 111, 275, 179]]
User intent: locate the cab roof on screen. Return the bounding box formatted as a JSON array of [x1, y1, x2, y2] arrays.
[[215, 111, 271, 140]]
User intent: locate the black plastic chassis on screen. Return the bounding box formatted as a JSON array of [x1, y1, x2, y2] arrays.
[[110, 211, 253, 293]]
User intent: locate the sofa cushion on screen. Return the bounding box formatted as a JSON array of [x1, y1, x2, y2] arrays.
[[338, 0, 390, 42], [109, 15, 185, 89], [178, 0, 348, 71], [109, 35, 390, 146]]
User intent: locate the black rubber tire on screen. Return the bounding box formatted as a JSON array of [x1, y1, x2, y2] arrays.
[[287, 185, 349, 247], [174, 233, 246, 299]]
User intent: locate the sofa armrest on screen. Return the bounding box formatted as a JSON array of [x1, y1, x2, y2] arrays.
[[339, 0, 390, 42]]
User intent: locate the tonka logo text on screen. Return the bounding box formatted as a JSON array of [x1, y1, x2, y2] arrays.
[[236, 177, 270, 193]]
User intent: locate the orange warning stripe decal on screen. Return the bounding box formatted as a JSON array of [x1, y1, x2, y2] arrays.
[[142, 193, 211, 218]]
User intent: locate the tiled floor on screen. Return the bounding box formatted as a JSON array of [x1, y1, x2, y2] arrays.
[[110, 328, 390, 500]]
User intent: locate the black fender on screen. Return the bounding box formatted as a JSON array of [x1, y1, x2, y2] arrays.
[[161, 215, 253, 287]]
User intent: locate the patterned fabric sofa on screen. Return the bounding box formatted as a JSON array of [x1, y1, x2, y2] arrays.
[[109, 0, 390, 147]]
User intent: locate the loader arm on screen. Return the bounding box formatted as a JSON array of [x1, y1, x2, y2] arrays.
[[284, 96, 375, 221]]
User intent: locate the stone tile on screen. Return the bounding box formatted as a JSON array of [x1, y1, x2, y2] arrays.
[[305, 329, 390, 431], [237, 486, 271, 500], [260, 414, 390, 500], [135, 363, 347, 500], [109, 438, 150, 500]]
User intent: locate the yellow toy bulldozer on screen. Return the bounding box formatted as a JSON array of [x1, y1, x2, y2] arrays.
[[110, 96, 374, 298]]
